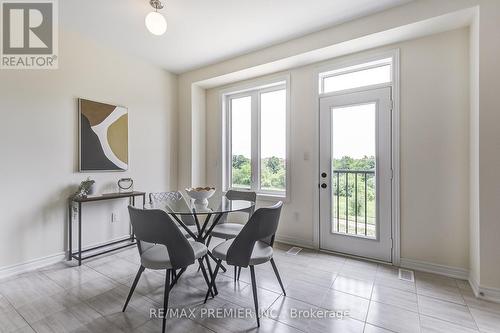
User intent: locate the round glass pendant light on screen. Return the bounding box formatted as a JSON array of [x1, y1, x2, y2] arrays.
[[145, 0, 166, 36]]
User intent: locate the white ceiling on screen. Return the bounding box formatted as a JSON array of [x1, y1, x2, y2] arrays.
[[61, 0, 412, 73]]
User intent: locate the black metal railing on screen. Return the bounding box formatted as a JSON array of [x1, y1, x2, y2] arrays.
[[332, 170, 375, 237]]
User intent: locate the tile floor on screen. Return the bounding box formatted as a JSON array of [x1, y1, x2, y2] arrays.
[[0, 242, 499, 333]]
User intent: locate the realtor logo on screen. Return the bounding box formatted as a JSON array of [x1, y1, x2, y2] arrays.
[[1, 0, 58, 69]]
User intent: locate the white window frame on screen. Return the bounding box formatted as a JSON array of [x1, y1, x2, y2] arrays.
[[318, 56, 393, 95], [222, 77, 290, 200]]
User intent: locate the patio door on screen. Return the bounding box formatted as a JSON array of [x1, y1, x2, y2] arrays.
[[319, 87, 393, 262]]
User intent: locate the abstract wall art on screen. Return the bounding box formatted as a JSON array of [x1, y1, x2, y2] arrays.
[[79, 98, 128, 171]]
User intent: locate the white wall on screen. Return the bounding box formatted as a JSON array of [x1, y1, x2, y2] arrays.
[[0, 30, 178, 269], [204, 28, 470, 269]]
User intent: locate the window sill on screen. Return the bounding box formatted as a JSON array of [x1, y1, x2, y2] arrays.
[[256, 193, 288, 203], [224, 189, 289, 203]]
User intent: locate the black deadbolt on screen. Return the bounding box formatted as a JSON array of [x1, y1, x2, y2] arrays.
[[321, 172, 327, 178]]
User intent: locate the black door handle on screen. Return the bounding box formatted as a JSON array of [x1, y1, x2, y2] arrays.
[[321, 183, 327, 189]]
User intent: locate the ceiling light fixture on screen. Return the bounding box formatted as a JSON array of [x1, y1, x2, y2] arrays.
[[145, 0, 167, 36]]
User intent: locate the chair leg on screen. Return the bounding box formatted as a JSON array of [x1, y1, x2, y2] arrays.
[[162, 269, 171, 333], [198, 257, 214, 297], [170, 267, 186, 288], [237, 266, 242, 281], [270, 258, 286, 296], [204, 259, 222, 303], [234, 265, 237, 282], [205, 254, 218, 295], [249, 265, 260, 327], [122, 265, 145, 312], [198, 236, 212, 273]]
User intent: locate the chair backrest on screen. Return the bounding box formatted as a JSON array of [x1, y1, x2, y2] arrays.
[[128, 206, 195, 269], [219, 190, 257, 224], [149, 191, 196, 226], [226, 201, 283, 267]]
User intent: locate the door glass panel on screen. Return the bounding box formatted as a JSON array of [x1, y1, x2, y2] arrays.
[[331, 103, 376, 238], [260, 89, 286, 192], [230, 96, 252, 189]]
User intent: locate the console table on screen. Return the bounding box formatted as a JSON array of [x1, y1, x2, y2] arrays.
[[68, 191, 146, 266]]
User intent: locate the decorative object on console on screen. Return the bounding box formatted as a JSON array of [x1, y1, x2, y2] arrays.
[[118, 178, 134, 193], [71, 178, 96, 200], [185, 187, 216, 205], [79, 98, 128, 172]]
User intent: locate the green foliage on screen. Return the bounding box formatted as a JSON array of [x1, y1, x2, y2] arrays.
[[231, 155, 286, 191], [332, 155, 376, 224], [232, 155, 251, 188], [333, 155, 375, 170]]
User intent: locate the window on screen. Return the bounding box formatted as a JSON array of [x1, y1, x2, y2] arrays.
[[319, 57, 392, 94], [224, 81, 288, 196]]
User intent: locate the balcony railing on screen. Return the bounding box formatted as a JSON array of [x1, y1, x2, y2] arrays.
[[332, 169, 375, 238]]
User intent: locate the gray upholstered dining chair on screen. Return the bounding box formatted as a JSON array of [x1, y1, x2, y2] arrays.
[[124, 206, 213, 333], [204, 201, 285, 327], [149, 191, 199, 238], [207, 189, 257, 280]]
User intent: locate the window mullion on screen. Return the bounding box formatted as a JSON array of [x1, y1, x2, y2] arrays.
[[251, 91, 259, 191]]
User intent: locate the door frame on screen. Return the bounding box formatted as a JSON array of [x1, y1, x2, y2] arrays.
[[312, 49, 401, 265]]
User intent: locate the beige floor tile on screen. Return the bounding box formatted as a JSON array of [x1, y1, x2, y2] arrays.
[[363, 323, 394, 333], [42, 264, 105, 290], [135, 318, 215, 333], [375, 275, 416, 293], [455, 279, 473, 292], [0, 296, 30, 333], [283, 279, 331, 307], [103, 307, 151, 332], [15, 291, 81, 324], [90, 257, 140, 281], [417, 280, 465, 305], [461, 289, 500, 315], [118, 269, 166, 296], [418, 295, 477, 329], [320, 289, 370, 321], [269, 296, 363, 333], [376, 265, 400, 280], [339, 266, 377, 282], [30, 310, 86, 333], [371, 285, 418, 312], [469, 307, 500, 333], [366, 301, 420, 333], [0, 272, 64, 308], [420, 314, 479, 333], [69, 274, 119, 301], [415, 271, 458, 288], [72, 316, 121, 333], [11, 326, 36, 333], [331, 275, 373, 299]]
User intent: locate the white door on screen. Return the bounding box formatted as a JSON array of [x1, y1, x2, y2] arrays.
[[319, 87, 393, 262]]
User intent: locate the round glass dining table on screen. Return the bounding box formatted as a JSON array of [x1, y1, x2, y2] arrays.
[[147, 191, 255, 277]]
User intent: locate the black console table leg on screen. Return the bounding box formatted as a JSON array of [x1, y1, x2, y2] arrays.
[[78, 202, 82, 266], [68, 203, 72, 261]]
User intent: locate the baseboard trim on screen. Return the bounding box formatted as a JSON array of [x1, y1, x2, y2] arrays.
[[0, 252, 66, 280], [0, 235, 133, 280], [469, 276, 500, 304], [400, 258, 469, 280], [275, 235, 315, 250]]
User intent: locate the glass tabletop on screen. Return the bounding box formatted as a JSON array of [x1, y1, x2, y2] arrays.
[[148, 191, 254, 215]]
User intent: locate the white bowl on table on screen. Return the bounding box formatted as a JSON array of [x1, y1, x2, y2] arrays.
[[185, 187, 216, 205]]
